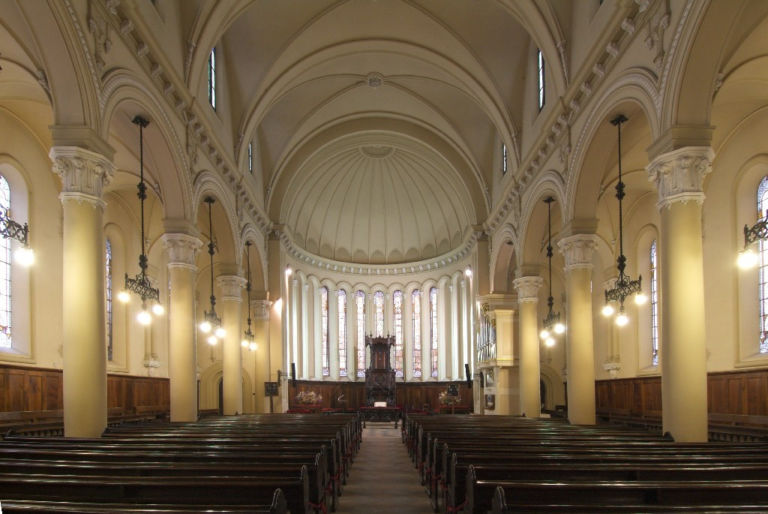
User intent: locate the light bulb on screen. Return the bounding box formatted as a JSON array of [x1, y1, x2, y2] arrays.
[[540, 329, 550, 340], [602, 304, 615, 317], [137, 310, 152, 325], [634, 293, 648, 305], [738, 249, 759, 269], [13, 247, 34, 267], [285, 266, 293, 276], [215, 326, 226, 338], [249, 342, 258, 351], [207, 335, 218, 346], [544, 337, 555, 348], [241, 339, 249, 348], [554, 322, 565, 334], [118, 290, 131, 303], [464, 266, 472, 277], [199, 320, 212, 333], [616, 312, 629, 327], [152, 303, 165, 316]]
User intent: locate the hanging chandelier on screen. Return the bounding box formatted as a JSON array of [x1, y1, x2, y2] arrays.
[[199, 196, 225, 344], [602, 114, 647, 326], [241, 241, 257, 352], [118, 115, 163, 325], [539, 196, 564, 347]]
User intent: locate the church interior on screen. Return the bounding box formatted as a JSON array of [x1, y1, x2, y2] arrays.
[[1, 0, 768, 511]]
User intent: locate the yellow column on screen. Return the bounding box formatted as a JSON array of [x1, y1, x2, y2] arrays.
[[266, 230, 285, 411], [558, 234, 599, 425], [51, 146, 114, 438], [252, 299, 270, 412], [647, 147, 713, 442], [492, 309, 516, 415], [162, 233, 202, 422], [513, 276, 543, 418], [218, 274, 245, 415]]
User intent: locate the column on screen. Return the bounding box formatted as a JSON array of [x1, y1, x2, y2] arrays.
[[513, 276, 544, 418], [404, 289, 414, 380], [162, 233, 202, 422], [346, 291, 356, 380], [421, 286, 431, 380], [290, 276, 302, 378], [266, 231, 284, 411], [252, 299, 270, 413], [217, 274, 245, 415], [301, 281, 310, 378], [647, 147, 713, 442], [329, 286, 339, 378], [313, 284, 323, 377], [439, 281, 451, 379], [558, 234, 599, 425], [450, 275, 461, 378], [51, 146, 114, 437]]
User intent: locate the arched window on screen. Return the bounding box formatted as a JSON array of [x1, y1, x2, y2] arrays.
[[320, 287, 329, 376], [430, 287, 438, 377], [650, 240, 659, 366], [412, 290, 421, 377], [537, 48, 545, 110], [338, 290, 347, 377], [247, 142, 253, 175], [106, 238, 113, 361], [393, 290, 403, 377], [356, 291, 365, 377], [0, 176, 11, 348], [501, 143, 508, 175], [759, 177, 768, 354], [374, 291, 384, 337], [208, 47, 217, 109]]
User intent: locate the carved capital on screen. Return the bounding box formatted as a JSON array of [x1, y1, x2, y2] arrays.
[[216, 274, 246, 302], [512, 276, 543, 303], [558, 234, 599, 271], [252, 299, 271, 321], [50, 146, 114, 205], [162, 233, 203, 270], [646, 146, 714, 209]]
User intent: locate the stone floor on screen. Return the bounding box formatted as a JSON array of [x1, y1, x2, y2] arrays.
[[334, 422, 434, 514]]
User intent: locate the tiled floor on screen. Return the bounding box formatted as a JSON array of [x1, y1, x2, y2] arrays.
[[334, 422, 434, 514]]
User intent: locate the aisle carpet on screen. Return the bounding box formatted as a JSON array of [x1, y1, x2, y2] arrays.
[[334, 422, 434, 514]]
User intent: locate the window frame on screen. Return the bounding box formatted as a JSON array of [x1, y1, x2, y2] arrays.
[[412, 289, 421, 378], [537, 48, 545, 111], [208, 47, 217, 110]]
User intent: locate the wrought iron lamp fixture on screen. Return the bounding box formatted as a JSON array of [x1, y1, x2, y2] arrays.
[[241, 241, 257, 352], [539, 196, 564, 347], [602, 114, 647, 327], [0, 208, 34, 267], [118, 116, 163, 325], [737, 213, 768, 269], [199, 196, 225, 345]]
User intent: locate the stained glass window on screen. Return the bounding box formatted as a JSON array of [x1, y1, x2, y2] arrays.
[[393, 290, 403, 377], [0, 176, 11, 349], [247, 142, 253, 174], [650, 240, 659, 366], [412, 290, 421, 377], [338, 290, 347, 377], [430, 287, 438, 378], [502, 143, 508, 175], [106, 238, 113, 361], [208, 48, 216, 110], [321, 287, 329, 376], [759, 177, 768, 354], [374, 291, 384, 337], [537, 48, 545, 110], [356, 291, 365, 377]]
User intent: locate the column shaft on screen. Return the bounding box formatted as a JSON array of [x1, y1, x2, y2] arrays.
[[218, 275, 245, 415]]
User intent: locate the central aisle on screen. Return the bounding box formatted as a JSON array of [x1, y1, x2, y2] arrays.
[[335, 422, 434, 514]]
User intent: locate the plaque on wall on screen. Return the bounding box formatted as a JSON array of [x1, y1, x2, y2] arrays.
[[447, 384, 459, 396], [264, 382, 279, 396], [485, 394, 495, 410]]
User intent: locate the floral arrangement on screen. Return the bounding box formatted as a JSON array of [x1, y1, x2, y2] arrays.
[[438, 390, 461, 406], [295, 390, 323, 405]]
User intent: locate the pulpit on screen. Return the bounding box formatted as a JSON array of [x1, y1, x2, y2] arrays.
[[361, 335, 400, 426]]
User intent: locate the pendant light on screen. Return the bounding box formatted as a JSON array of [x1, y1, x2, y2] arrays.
[[199, 196, 225, 344], [602, 114, 647, 326], [118, 115, 163, 325], [241, 241, 257, 351], [539, 196, 564, 347]]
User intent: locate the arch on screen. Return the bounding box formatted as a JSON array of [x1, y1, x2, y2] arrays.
[[198, 361, 254, 412], [192, 171, 240, 265], [490, 224, 518, 294], [239, 223, 267, 293]]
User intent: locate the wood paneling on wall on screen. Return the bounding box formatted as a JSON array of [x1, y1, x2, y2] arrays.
[[289, 380, 473, 411], [0, 364, 169, 414], [597, 368, 768, 420]]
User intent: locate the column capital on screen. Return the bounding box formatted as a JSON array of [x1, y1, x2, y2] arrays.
[[646, 146, 714, 209], [50, 146, 114, 206], [252, 299, 271, 320], [216, 274, 246, 302], [162, 233, 203, 270], [558, 234, 599, 271], [513, 276, 543, 303]]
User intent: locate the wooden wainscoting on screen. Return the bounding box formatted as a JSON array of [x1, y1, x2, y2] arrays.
[[595, 375, 661, 422], [288, 379, 473, 412], [0, 363, 169, 415]]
